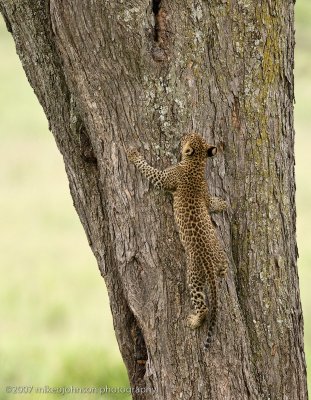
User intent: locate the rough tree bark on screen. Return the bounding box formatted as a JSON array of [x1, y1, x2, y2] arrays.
[[1, 0, 307, 399]]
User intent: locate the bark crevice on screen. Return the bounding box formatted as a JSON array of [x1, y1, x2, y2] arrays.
[[152, 0, 162, 42], [151, 0, 169, 62]]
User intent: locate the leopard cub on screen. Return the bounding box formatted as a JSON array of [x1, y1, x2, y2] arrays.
[[127, 133, 227, 349]]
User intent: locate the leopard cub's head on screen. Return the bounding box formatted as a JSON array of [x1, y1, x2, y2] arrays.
[[181, 133, 217, 161]]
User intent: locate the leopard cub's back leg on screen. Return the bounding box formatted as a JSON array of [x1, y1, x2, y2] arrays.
[[187, 265, 208, 329]]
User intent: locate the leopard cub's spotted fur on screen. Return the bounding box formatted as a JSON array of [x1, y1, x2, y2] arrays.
[[127, 133, 228, 349]]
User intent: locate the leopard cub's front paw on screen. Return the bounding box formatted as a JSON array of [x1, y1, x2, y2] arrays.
[[126, 148, 141, 163]]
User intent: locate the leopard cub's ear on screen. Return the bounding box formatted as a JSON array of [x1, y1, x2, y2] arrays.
[[184, 144, 194, 156], [207, 146, 217, 157]]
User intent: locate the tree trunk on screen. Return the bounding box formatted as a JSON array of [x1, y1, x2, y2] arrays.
[[1, 0, 307, 399]]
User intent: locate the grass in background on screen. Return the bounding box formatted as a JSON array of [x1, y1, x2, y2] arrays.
[[296, 0, 311, 387], [0, 0, 311, 397], [0, 19, 129, 400]]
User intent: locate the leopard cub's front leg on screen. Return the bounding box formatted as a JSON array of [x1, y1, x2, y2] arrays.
[[127, 148, 178, 191]]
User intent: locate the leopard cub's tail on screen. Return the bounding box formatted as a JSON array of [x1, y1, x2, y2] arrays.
[[204, 278, 218, 350]]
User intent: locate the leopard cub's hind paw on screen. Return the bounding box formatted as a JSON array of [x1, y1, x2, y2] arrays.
[[187, 312, 206, 330]]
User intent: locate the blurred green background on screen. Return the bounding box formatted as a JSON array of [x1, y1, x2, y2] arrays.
[[0, 14, 129, 400], [0, 2, 310, 398]]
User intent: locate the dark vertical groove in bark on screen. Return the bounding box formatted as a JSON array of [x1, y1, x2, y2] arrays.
[[0, 0, 307, 398], [151, 0, 170, 62], [152, 0, 162, 42]]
